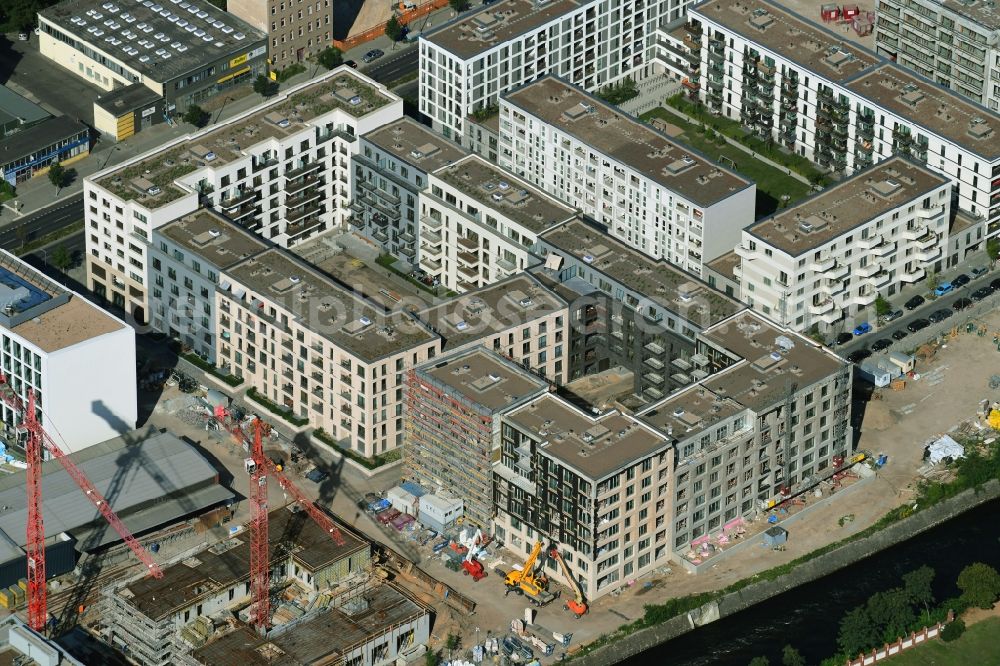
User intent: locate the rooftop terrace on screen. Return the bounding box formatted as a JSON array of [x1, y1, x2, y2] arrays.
[[223, 248, 437, 362], [505, 394, 668, 480], [362, 117, 469, 173], [94, 68, 396, 207], [424, 0, 585, 59], [504, 76, 753, 207], [433, 155, 576, 234], [418, 348, 549, 412], [746, 157, 948, 256], [540, 218, 743, 328], [158, 209, 268, 268], [419, 274, 566, 351]]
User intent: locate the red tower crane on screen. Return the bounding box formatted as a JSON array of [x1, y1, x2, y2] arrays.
[[0, 376, 163, 631], [218, 409, 344, 633]]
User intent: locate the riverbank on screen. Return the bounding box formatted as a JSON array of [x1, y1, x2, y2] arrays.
[[571, 479, 1000, 666]]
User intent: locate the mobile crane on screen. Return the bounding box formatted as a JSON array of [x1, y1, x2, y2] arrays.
[[549, 545, 588, 617], [460, 529, 487, 582], [504, 540, 557, 606]]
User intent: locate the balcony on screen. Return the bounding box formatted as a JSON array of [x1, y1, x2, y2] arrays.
[[914, 231, 938, 249], [421, 214, 443, 231], [399, 231, 416, 244], [400, 246, 416, 259], [285, 174, 321, 195], [228, 203, 257, 221], [856, 234, 881, 250], [856, 262, 881, 278], [373, 229, 389, 243], [457, 250, 479, 266], [847, 290, 878, 307], [287, 204, 322, 223], [284, 189, 323, 210], [457, 236, 478, 251], [220, 189, 256, 209], [420, 256, 442, 272], [871, 240, 896, 257], [901, 266, 925, 282], [643, 356, 664, 370], [457, 264, 478, 280], [868, 270, 891, 288], [645, 340, 665, 355], [916, 245, 942, 262], [287, 217, 324, 239], [809, 255, 836, 272], [809, 298, 835, 315], [825, 262, 849, 280], [421, 228, 442, 245], [901, 225, 927, 241], [284, 161, 322, 179]]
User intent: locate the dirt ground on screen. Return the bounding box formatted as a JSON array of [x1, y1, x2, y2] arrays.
[[775, 0, 876, 50], [333, 0, 395, 39]]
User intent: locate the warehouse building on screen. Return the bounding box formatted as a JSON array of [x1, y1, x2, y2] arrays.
[[38, 0, 266, 122]]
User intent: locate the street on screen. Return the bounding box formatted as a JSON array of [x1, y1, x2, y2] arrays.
[[365, 49, 419, 84], [0, 196, 83, 251]]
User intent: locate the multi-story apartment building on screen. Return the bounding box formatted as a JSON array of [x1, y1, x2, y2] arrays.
[[418, 0, 676, 143], [419, 155, 575, 292], [683, 0, 1000, 239], [0, 251, 136, 452], [419, 274, 571, 384], [875, 0, 1000, 111], [494, 392, 673, 600], [149, 209, 268, 362], [735, 157, 952, 331], [639, 310, 852, 554], [534, 217, 743, 402], [228, 0, 334, 70], [500, 76, 756, 276], [216, 248, 440, 457], [405, 348, 550, 528], [85, 67, 401, 323], [353, 118, 469, 263]]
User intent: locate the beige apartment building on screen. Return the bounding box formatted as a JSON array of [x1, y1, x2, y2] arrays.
[[228, 0, 334, 70]]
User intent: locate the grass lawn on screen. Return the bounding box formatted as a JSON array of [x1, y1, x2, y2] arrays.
[[884, 617, 1000, 666], [640, 107, 812, 219]]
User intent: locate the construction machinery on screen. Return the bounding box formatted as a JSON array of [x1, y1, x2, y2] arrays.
[[460, 529, 487, 582], [549, 545, 588, 617], [504, 541, 557, 606], [0, 375, 163, 631]]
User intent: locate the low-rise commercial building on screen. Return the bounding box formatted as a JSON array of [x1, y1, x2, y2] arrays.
[[419, 155, 574, 292], [93, 83, 166, 141], [502, 76, 756, 277], [0, 115, 90, 186], [0, 84, 50, 137], [353, 118, 469, 263], [38, 0, 266, 119], [735, 157, 952, 331], [85, 67, 401, 324], [0, 251, 135, 452]]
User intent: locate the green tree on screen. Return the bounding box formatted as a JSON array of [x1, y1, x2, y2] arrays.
[[866, 589, 916, 642], [957, 562, 1000, 609], [423, 649, 441, 666], [47, 161, 66, 189], [874, 295, 892, 317], [385, 16, 404, 41], [940, 618, 966, 643], [903, 565, 935, 621], [988, 237, 1000, 267], [596, 77, 639, 105], [182, 104, 208, 127], [253, 74, 277, 98], [317, 46, 343, 70], [0, 180, 14, 200], [50, 244, 72, 272], [838, 605, 879, 657], [781, 645, 805, 666], [748, 658, 770, 666], [925, 269, 939, 292], [449, 0, 469, 10], [445, 634, 460, 660]]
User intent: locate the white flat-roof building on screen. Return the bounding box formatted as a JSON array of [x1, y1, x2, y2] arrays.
[[84, 67, 401, 324], [500, 76, 756, 277], [684, 0, 1000, 241], [735, 157, 952, 331], [0, 251, 136, 452]]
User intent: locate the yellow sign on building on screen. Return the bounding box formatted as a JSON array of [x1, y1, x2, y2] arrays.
[[229, 53, 249, 69]]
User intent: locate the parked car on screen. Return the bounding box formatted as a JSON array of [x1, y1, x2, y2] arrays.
[[907, 318, 931, 333], [933, 282, 953, 296], [952, 273, 971, 287], [891, 329, 909, 341], [971, 286, 993, 301], [871, 338, 892, 352], [362, 49, 384, 63], [344, 59, 358, 69], [306, 468, 329, 483], [991, 278, 1000, 291], [953, 297, 973, 310], [832, 332, 853, 346], [883, 309, 903, 323], [971, 266, 989, 278], [852, 322, 872, 336], [17, 32, 29, 41], [846, 349, 872, 364], [904, 295, 925, 310], [927, 309, 952, 323]]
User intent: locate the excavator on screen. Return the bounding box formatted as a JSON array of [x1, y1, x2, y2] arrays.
[[549, 545, 588, 617], [504, 540, 557, 606]]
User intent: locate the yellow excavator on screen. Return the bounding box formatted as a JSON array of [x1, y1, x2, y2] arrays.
[[549, 545, 588, 617], [504, 541, 557, 606]]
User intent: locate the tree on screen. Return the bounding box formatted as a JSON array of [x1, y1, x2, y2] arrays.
[[385, 16, 404, 42], [988, 237, 1000, 267], [903, 565, 935, 621], [449, 0, 469, 11], [838, 606, 879, 657], [47, 161, 66, 189], [182, 104, 208, 127], [445, 634, 460, 660], [866, 588, 916, 642], [941, 618, 966, 643], [957, 562, 1000, 609], [253, 74, 276, 98], [925, 269, 939, 292], [423, 649, 441, 666], [748, 658, 770, 666], [317, 46, 343, 70], [50, 244, 73, 272], [874, 295, 892, 318], [781, 645, 805, 666]]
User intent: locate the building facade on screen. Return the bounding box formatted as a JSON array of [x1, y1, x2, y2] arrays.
[[228, 0, 334, 71], [683, 0, 1000, 241], [500, 76, 756, 277], [84, 68, 401, 323], [0, 251, 136, 452], [419, 155, 574, 292], [353, 118, 469, 263], [875, 0, 1000, 111], [735, 157, 952, 331]]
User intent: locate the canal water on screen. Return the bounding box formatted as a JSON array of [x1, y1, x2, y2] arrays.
[[621, 498, 1000, 666]]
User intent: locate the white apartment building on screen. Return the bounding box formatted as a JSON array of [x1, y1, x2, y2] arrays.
[[875, 0, 1000, 111], [149, 210, 268, 362], [84, 67, 401, 323], [684, 0, 1000, 240], [500, 76, 756, 277], [419, 154, 574, 292], [216, 248, 441, 457], [418, 0, 687, 143], [735, 157, 952, 332], [0, 251, 136, 452]]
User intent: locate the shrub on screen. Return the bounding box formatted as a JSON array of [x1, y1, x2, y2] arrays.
[[940, 618, 965, 642], [246, 387, 308, 426], [314, 429, 401, 469]]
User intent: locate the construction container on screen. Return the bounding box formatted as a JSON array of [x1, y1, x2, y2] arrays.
[[0, 589, 11, 609], [16, 578, 27, 592], [418, 494, 464, 533], [387, 486, 419, 516], [820, 3, 840, 21]]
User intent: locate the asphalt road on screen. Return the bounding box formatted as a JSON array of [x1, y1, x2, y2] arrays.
[[0, 196, 84, 251], [365, 49, 418, 85], [837, 271, 999, 356]]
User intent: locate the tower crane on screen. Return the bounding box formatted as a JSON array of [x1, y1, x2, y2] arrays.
[[0, 375, 163, 631], [214, 407, 344, 633]]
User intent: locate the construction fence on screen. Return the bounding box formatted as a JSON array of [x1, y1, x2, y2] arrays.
[[333, 0, 449, 52]]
